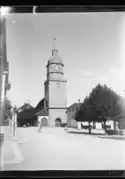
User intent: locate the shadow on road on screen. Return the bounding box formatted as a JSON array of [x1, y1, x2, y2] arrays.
[[67, 131, 125, 140], [98, 136, 125, 140], [67, 131, 105, 136]]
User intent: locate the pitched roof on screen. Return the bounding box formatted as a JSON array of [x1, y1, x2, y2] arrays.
[[35, 108, 48, 116], [18, 103, 33, 111], [66, 103, 82, 113], [17, 107, 36, 120], [35, 98, 49, 116], [47, 49, 64, 66], [35, 98, 45, 112], [48, 55, 63, 64]]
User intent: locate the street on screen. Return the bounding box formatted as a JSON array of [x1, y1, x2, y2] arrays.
[[3, 127, 125, 170]]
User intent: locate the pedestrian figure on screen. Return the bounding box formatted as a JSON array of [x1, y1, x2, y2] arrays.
[[38, 118, 42, 132], [64, 123, 68, 132], [78, 122, 81, 130], [116, 121, 120, 135]]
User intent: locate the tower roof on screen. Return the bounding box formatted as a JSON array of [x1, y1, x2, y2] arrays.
[[47, 37, 63, 66]]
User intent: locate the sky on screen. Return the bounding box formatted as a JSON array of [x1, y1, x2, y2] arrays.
[[5, 12, 125, 108]]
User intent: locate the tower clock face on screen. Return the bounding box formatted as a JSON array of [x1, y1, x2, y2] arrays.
[[55, 65, 61, 71]]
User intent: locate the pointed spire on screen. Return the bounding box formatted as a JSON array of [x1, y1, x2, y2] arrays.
[[53, 36, 56, 50], [52, 36, 58, 56]]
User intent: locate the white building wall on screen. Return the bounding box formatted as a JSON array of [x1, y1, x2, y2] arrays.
[[78, 122, 81, 129], [38, 116, 49, 122], [95, 122, 102, 129], [49, 81, 67, 108], [66, 110, 77, 128], [49, 109, 67, 126], [106, 121, 114, 129]]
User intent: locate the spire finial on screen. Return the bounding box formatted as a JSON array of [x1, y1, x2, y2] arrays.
[[53, 36, 56, 50], [52, 36, 58, 56]]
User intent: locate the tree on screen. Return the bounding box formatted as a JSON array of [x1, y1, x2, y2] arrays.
[[83, 84, 109, 132], [13, 106, 18, 113], [88, 84, 124, 130], [4, 97, 12, 120], [110, 95, 125, 130], [75, 97, 96, 134], [95, 106, 109, 131], [75, 83, 124, 134]]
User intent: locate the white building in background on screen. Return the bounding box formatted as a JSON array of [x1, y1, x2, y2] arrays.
[[66, 102, 82, 128], [95, 122, 102, 129], [106, 120, 114, 129]]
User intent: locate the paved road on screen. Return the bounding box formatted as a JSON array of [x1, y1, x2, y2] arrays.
[[3, 127, 125, 170]]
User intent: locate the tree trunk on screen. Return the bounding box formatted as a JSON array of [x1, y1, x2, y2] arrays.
[[88, 122, 91, 134], [113, 121, 116, 130], [104, 120, 106, 133], [93, 121, 96, 129], [101, 122, 104, 129]]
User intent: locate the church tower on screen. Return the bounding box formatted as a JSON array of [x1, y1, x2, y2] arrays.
[[44, 38, 67, 126]]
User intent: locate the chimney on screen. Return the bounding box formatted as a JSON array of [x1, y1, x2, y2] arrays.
[[78, 99, 80, 103]]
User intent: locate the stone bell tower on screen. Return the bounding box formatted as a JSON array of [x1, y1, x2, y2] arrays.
[[44, 37, 67, 126]]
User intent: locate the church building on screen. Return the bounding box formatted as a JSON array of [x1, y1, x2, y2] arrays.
[[35, 38, 67, 127]]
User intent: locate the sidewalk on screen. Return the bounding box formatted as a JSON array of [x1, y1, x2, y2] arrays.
[[67, 128, 105, 134], [67, 128, 125, 140], [1, 126, 23, 170]]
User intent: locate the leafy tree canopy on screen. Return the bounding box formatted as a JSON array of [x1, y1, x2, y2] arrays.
[[75, 83, 124, 124]]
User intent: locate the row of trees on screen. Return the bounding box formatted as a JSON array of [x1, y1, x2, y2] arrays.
[[75, 84, 125, 134]]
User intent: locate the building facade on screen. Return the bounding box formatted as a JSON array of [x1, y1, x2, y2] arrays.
[[0, 16, 11, 130], [66, 102, 82, 128], [35, 38, 67, 127]]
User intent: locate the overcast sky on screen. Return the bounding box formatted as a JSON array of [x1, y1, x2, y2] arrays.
[[6, 12, 125, 107]]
